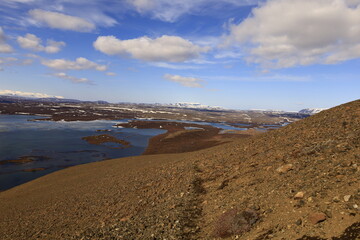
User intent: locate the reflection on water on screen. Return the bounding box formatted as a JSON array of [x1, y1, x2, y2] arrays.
[[0, 115, 165, 191]]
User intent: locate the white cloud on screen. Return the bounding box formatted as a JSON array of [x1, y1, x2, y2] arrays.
[[42, 57, 107, 71], [345, 0, 360, 7], [25, 53, 42, 59], [0, 57, 17, 65], [106, 72, 116, 76], [204, 74, 311, 82], [151, 62, 201, 69], [52, 72, 91, 84], [131, 0, 156, 12], [163, 74, 205, 88], [20, 58, 34, 65], [0, 89, 64, 98], [94, 35, 209, 62], [128, 0, 263, 22], [0, 57, 34, 68], [17, 33, 65, 53], [0, 27, 13, 53], [29, 9, 95, 32], [2, 0, 35, 3], [223, 0, 360, 68]]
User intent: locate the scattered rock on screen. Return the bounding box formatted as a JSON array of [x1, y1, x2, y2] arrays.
[[213, 208, 259, 238], [308, 213, 326, 225], [343, 195, 351, 202], [294, 192, 304, 200], [295, 219, 302, 226], [294, 200, 305, 208], [276, 164, 294, 174], [332, 196, 340, 203]]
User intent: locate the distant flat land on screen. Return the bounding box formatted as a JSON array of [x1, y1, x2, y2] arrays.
[[0, 97, 308, 124]]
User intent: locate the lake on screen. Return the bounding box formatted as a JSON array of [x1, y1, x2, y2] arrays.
[[0, 114, 283, 191], [0, 115, 166, 191]]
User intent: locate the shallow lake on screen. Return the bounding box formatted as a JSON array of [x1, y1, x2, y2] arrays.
[[0, 115, 166, 191], [0, 115, 283, 191]]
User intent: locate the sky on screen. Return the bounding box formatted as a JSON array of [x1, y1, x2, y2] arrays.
[[0, 0, 359, 111]]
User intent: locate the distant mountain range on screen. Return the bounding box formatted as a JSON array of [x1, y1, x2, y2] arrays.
[[0, 95, 108, 104], [166, 102, 223, 110], [0, 94, 325, 114]]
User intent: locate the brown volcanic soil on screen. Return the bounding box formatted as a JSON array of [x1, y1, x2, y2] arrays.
[[82, 134, 131, 149], [118, 121, 257, 155], [0, 100, 359, 239]]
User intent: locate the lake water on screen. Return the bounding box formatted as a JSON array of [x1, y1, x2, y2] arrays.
[[0, 115, 166, 191], [0, 115, 283, 191]]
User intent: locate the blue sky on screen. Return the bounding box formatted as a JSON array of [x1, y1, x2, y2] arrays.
[[0, 0, 359, 111]]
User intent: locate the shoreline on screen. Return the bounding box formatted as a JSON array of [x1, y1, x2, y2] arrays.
[[117, 120, 261, 155], [0, 116, 262, 191]]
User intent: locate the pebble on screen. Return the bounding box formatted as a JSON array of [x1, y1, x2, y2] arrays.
[[276, 164, 294, 174], [325, 210, 332, 218], [294, 192, 304, 200], [343, 195, 351, 202], [308, 212, 326, 224], [332, 196, 340, 202]]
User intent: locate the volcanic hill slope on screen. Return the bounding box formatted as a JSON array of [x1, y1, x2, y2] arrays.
[[0, 100, 359, 239]]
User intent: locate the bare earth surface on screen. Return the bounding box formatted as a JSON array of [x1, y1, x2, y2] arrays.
[[0, 100, 359, 239]]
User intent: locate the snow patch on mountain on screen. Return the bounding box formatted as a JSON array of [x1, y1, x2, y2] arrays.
[[299, 108, 327, 115], [169, 102, 223, 110]]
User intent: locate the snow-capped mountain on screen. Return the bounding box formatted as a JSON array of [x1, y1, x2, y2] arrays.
[[0, 90, 64, 99], [169, 102, 223, 110], [298, 108, 326, 115]]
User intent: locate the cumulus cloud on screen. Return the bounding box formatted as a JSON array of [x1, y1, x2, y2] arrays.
[[223, 0, 360, 68], [163, 74, 205, 88], [42, 57, 107, 71], [0, 27, 13, 53], [29, 9, 95, 32], [17, 33, 65, 53], [94, 35, 209, 62], [0, 89, 64, 98], [52, 72, 91, 84]]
